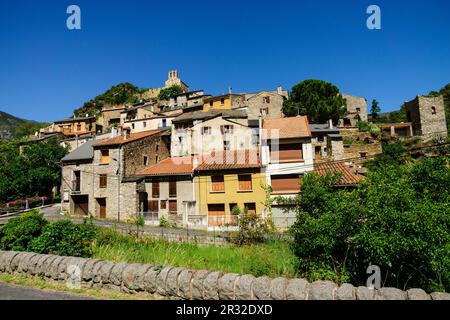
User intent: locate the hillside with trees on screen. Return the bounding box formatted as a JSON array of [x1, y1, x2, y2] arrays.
[[0, 111, 48, 141]]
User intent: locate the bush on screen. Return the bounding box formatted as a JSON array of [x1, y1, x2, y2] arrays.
[[0, 210, 47, 251], [29, 219, 96, 257], [289, 157, 450, 292], [230, 207, 271, 245]]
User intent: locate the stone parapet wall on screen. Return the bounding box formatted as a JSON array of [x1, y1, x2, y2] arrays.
[[1, 250, 448, 300]]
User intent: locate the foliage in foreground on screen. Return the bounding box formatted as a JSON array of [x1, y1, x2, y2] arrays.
[[289, 157, 450, 292], [0, 211, 95, 257]]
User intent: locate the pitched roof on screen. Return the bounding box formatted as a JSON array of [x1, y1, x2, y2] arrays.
[[262, 116, 311, 139], [62, 139, 103, 162], [314, 161, 364, 186], [138, 156, 194, 176], [196, 149, 261, 171], [172, 109, 247, 123], [54, 116, 96, 123], [93, 130, 161, 147]]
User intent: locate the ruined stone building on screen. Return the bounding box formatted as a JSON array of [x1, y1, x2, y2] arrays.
[[404, 95, 448, 141], [309, 121, 344, 161], [339, 93, 368, 127]]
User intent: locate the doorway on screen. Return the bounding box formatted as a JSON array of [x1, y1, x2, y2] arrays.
[[96, 198, 106, 219]]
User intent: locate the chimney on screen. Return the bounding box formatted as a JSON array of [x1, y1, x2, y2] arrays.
[[228, 87, 232, 94], [111, 127, 118, 138], [277, 86, 283, 95], [328, 119, 333, 129]]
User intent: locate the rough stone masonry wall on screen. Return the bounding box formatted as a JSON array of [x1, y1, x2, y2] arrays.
[[1, 251, 449, 300]]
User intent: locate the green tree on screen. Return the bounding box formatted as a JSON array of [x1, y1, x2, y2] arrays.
[[157, 85, 184, 101], [370, 99, 381, 122], [282, 79, 347, 124], [0, 138, 68, 203]]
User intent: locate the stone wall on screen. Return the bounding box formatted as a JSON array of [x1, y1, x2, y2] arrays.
[[1, 250, 448, 300]]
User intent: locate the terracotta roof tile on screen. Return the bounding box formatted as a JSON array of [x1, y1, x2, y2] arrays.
[[263, 116, 311, 139], [314, 161, 364, 186], [139, 156, 194, 176], [94, 130, 161, 147], [196, 149, 261, 171]]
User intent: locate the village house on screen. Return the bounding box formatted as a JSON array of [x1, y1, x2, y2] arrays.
[[309, 121, 344, 161], [40, 115, 99, 136], [194, 149, 265, 229], [61, 129, 171, 220], [160, 90, 211, 113], [339, 93, 368, 127], [202, 93, 247, 111], [131, 156, 196, 227], [171, 109, 258, 157], [404, 95, 448, 141], [243, 87, 289, 120]]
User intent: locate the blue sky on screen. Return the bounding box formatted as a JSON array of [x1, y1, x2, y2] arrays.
[[0, 0, 449, 122]]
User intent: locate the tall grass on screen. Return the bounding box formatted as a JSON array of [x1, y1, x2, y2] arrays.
[[92, 228, 298, 278]]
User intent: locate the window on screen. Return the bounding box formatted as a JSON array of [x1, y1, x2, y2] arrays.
[[431, 106, 436, 115], [220, 98, 225, 105], [160, 200, 167, 209], [317, 135, 324, 142], [356, 107, 361, 113], [143, 121, 147, 128], [202, 126, 212, 135], [155, 155, 159, 163], [152, 180, 160, 198], [208, 204, 225, 226], [178, 136, 183, 143], [244, 203, 256, 216], [169, 180, 177, 197], [162, 119, 167, 128], [169, 200, 177, 214], [99, 174, 107, 188], [223, 140, 231, 150], [238, 174, 252, 191], [211, 176, 225, 192], [263, 96, 270, 103], [132, 123, 135, 129], [271, 175, 301, 193], [143, 156, 148, 166], [76, 124, 82, 131], [360, 152, 368, 158], [100, 150, 109, 164], [260, 107, 269, 116], [209, 101, 213, 107], [220, 125, 233, 134]]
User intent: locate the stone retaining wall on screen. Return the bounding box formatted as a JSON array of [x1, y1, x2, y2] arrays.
[[1, 250, 449, 300]]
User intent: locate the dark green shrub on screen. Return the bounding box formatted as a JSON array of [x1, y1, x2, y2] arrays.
[[30, 219, 96, 257], [230, 207, 270, 245], [0, 210, 47, 251]]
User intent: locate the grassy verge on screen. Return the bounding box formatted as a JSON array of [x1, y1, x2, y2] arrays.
[[93, 228, 299, 278], [0, 273, 162, 300]]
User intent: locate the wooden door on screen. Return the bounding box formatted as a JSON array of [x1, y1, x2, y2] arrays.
[[97, 198, 106, 219]]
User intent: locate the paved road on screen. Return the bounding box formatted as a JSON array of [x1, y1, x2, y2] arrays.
[[0, 282, 93, 300]]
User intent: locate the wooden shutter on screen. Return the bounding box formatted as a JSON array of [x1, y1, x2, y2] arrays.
[[99, 174, 107, 188], [238, 174, 252, 191], [244, 203, 256, 216], [208, 204, 225, 226], [101, 150, 109, 164], [152, 180, 160, 198], [211, 176, 225, 192], [169, 180, 177, 197], [160, 200, 167, 209], [271, 143, 303, 161], [148, 200, 159, 212], [169, 200, 177, 214], [271, 175, 301, 193]]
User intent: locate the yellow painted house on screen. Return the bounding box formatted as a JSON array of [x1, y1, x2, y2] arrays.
[[202, 93, 246, 111], [194, 149, 266, 227]]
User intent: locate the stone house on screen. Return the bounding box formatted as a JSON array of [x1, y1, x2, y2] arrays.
[[161, 90, 211, 113], [309, 121, 344, 161], [404, 95, 448, 141], [244, 87, 288, 120], [99, 105, 128, 131], [41, 115, 99, 135], [171, 109, 258, 157], [61, 129, 171, 221], [339, 94, 368, 127]]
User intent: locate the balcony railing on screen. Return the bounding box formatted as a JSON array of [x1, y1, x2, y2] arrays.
[[138, 211, 159, 222]]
